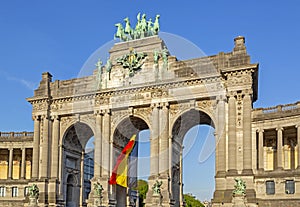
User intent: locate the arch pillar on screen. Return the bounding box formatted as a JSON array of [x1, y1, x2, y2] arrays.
[[98, 109, 111, 206], [216, 95, 226, 176], [146, 104, 160, 206], [40, 114, 50, 179], [159, 103, 172, 205], [227, 93, 237, 175], [146, 102, 172, 206], [87, 111, 108, 207], [49, 115, 60, 205], [242, 91, 253, 174]]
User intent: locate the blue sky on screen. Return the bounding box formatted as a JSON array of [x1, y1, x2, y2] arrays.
[[1, 0, 300, 201]]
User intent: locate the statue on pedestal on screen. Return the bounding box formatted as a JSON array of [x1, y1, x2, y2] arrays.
[[28, 184, 39, 206], [233, 178, 246, 196], [152, 180, 162, 196], [232, 178, 247, 207], [93, 182, 104, 206]]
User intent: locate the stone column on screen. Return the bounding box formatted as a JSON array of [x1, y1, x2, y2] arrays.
[[94, 112, 103, 178], [79, 151, 85, 206], [41, 115, 50, 178], [216, 96, 226, 175], [32, 116, 40, 178], [297, 125, 300, 169], [228, 94, 237, 174], [102, 110, 111, 177], [179, 147, 184, 206], [277, 127, 283, 170], [242, 92, 253, 174], [8, 148, 13, 179], [159, 103, 169, 175], [150, 104, 159, 177], [51, 115, 60, 179], [258, 129, 264, 170], [21, 148, 26, 179]]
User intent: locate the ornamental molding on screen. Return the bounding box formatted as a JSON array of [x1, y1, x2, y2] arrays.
[[61, 116, 76, 133], [32, 99, 50, 112], [29, 76, 225, 110], [169, 102, 191, 118], [226, 71, 253, 87], [236, 93, 243, 127], [111, 109, 130, 130], [133, 107, 152, 125], [197, 99, 217, 115]]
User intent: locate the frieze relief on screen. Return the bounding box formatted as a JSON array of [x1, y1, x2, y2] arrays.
[[32, 100, 49, 112], [95, 97, 110, 106], [133, 107, 152, 124], [169, 102, 191, 118], [80, 114, 96, 130], [236, 94, 243, 128], [151, 89, 168, 98], [197, 99, 217, 114], [61, 116, 75, 133], [50, 103, 62, 111], [226, 71, 252, 87], [111, 109, 130, 130], [110, 91, 151, 104]]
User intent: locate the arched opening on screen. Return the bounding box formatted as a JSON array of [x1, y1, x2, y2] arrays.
[[62, 122, 94, 207], [84, 137, 94, 202], [66, 174, 77, 207], [112, 116, 150, 207], [171, 109, 215, 206]]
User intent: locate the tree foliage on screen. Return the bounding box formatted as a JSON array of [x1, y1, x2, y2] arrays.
[[133, 179, 148, 200], [184, 194, 205, 207]]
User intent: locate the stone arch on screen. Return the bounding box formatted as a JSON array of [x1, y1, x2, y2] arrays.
[[112, 116, 150, 207], [61, 119, 96, 147], [170, 107, 216, 136], [66, 174, 78, 207], [170, 109, 215, 207], [61, 122, 95, 207]]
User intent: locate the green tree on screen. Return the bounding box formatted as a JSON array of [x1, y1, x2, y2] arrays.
[[184, 194, 205, 207], [133, 179, 148, 207]]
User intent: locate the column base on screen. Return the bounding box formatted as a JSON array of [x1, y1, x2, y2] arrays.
[[215, 171, 226, 178], [242, 169, 253, 175], [227, 169, 238, 176], [275, 167, 284, 172]]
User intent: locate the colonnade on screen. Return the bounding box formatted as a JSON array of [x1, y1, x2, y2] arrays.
[[257, 126, 300, 171], [0, 148, 32, 180]]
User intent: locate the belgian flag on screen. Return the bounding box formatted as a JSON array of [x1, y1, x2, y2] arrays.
[[109, 134, 137, 187]]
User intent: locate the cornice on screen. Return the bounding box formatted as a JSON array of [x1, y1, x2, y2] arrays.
[[28, 75, 225, 104]]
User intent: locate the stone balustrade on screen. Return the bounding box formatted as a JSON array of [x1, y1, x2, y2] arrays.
[[253, 101, 300, 121], [0, 132, 34, 139]]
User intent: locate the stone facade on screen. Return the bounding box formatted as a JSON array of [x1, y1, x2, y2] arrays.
[[0, 35, 299, 207]]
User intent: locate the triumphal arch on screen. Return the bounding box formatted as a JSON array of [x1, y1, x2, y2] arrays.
[[0, 15, 300, 207]]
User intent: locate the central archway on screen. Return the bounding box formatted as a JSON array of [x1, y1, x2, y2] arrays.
[[171, 109, 215, 206], [112, 116, 150, 207]]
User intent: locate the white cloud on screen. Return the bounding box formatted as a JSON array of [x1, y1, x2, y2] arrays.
[[6, 76, 37, 90]]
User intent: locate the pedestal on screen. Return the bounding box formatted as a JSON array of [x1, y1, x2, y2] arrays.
[[28, 197, 38, 207], [152, 194, 163, 207], [232, 194, 247, 207]]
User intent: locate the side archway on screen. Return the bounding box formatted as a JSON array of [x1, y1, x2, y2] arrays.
[[61, 122, 94, 207], [171, 109, 215, 206]]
